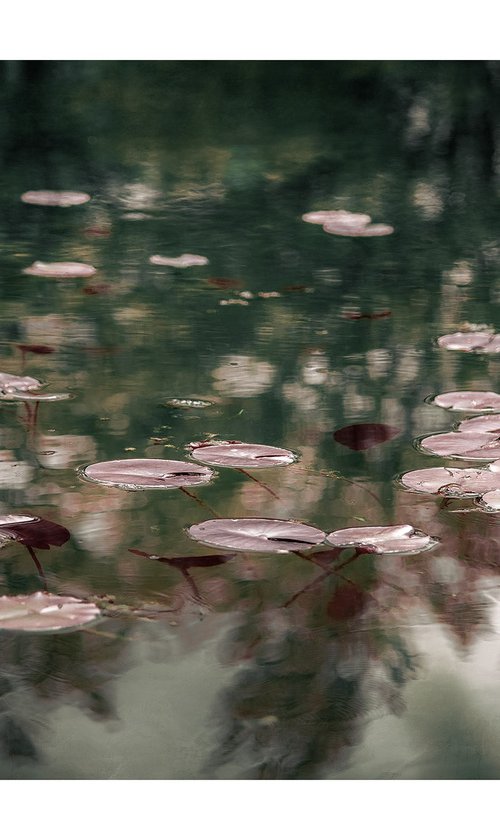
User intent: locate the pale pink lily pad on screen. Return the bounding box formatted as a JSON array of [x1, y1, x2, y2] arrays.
[[187, 518, 326, 553], [23, 262, 97, 278], [431, 391, 500, 412], [399, 466, 500, 497], [190, 443, 297, 469], [324, 221, 394, 237], [0, 592, 100, 632], [21, 191, 91, 207], [149, 254, 209, 268], [325, 524, 437, 555], [418, 430, 500, 461], [0, 373, 42, 394], [302, 210, 372, 226], [0, 390, 72, 404], [458, 415, 500, 433], [81, 458, 214, 490], [437, 332, 497, 352]]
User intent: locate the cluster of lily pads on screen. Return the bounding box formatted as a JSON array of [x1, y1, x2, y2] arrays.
[[0, 192, 433, 634]]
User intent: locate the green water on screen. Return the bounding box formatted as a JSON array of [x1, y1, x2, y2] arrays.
[[1, 60, 500, 778]]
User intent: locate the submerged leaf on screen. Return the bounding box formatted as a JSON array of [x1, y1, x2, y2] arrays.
[[333, 423, 400, 450], [187, 518, 326, 553], [16, 344, 55, 356], [81, 458, 214, 490], [0, 592, 99, 632], [21, 191, 91, 207], [23, 262, 97, 279], [128, 548, 234, 568], [327, 583, 367, 621], [206, 277, 243, 289], [0, 514, 70, 550]]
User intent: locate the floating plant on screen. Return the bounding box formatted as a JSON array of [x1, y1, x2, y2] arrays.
[[187, 518, 326, 553], [302, 209, 394, 237], [80, 458, 217, 514], [20, 190, 91, 207], [325, 524, 438, 555], [428, 391, 500, 412], [189, 441, 297, 499], [416, 430, 500, 461], [0, 514, 70, 587], [23, 261, 97, 278], [0, 372, 42, 395], [0, 592, 100, 633], [437, 331, 500, 353], [163, 398, 213, 409], [458, 415, 500, 433], [129, 548, 235, 603], [398, 466, 500, 498], [333, 423, 400, 451], [149, 254, 209, 268]]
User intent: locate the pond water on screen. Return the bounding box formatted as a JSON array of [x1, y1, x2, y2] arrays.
[[1, 61, 500, 779]]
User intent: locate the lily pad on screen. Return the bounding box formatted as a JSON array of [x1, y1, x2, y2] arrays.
[[430, 391, 500, 412], [302, 210, 372, 226], [187, 518, 326, 553], [23, 262, 97, 278], [190, 442, 297, 468], [21, 191, 91, 207], [0, 592, 100, 632], [149, 254, 208, 268], [0, 373, 42, 394], [163, 398, 213, 409], [417, 430, 500, 461], [475, 489, 500, 512], [458, 415, 500, 433], [325, 524, 437, 555], [81, 458, 215, 490], [436, 332, 499, 352], [399, 466, 500, 497]]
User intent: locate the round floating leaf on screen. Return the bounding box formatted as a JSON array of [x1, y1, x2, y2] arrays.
[[333, 423, 400, 451], [149, 254, 209, 268], [323, 221, 394, 237], [81, 458, 215, 490], [430, 391, 500, 412], [0, 514, 70, 550], [20, 191, 91, 207], [164, 398, 213, 409], [457, 416, 500, 434], [417, 430, 500, 461], [0, 390, 72, 404], [437, 332, 499, 352], [399, 466, 500, 497], [0, 373, 43, 394], [0, 592, 100, 632], [187, 518, 326, 553], [23, 262, 97, 278], [17, 344, 55, 356], [326, 524, 437, 555], [190, 442, 297, 469], [302, 210, 372, 226]]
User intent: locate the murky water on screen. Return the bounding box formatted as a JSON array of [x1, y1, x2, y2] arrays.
[[2, 61, 500, 778]]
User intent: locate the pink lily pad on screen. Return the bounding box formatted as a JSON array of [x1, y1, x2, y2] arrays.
[[333, 423, 400, 450], [81, 458, 214, 490], [458, 415, 500, 433], [437, 332, 497, 352], [0, 592, 100, 632], [325, 524, 437, 555], [399, 466, 500, 497], [0, 390, 72, 404], [324, 221, 394, 237], [23, 262, 97, 278], [0, 373, 42, 394], [190, 442, 297, 469], [430, 391, 500, 412], [149, 254, 209, 268], [417, 430, 500, 461], [475, 489, 500, 512], [187, 518, 326, 553], [21, 191, 91, 207], [302, 210, 372, 226]]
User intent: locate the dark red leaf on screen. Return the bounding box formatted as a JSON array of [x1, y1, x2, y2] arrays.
[[327, 583, 367, 621], [342, 310, 392, 320], [206, 278, 243, 290], [83, 284, 112, 296], [128, 548, 233, 569], [333, 423, 400, 450], [16, 344, 55, 355], [0, 516, 70, 550]]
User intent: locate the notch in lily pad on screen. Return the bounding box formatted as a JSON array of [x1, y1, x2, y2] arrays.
[[0, 592, 100, 633], [80, 458, 218, 515], [187, 518, 326, 554], [326, 524, 438, 555]]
